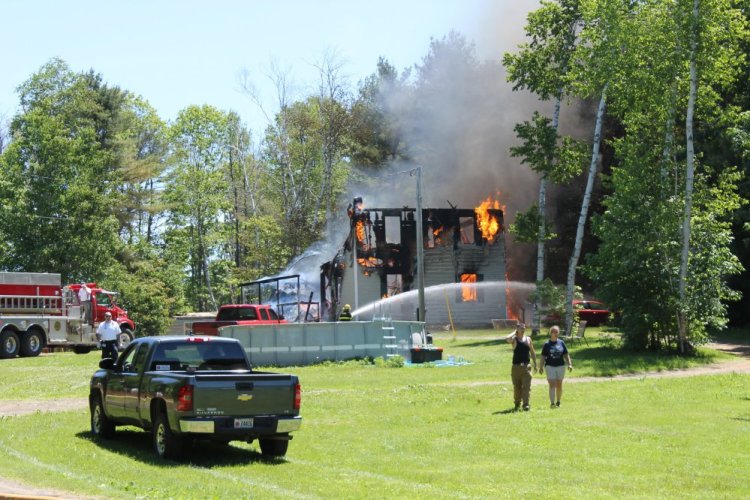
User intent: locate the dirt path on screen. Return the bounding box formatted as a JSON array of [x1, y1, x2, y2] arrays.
[[1, 341, 748, 498], [0, 477, 95, 500]]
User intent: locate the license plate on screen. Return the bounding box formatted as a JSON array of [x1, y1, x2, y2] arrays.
[[234, 418, 254, 429]]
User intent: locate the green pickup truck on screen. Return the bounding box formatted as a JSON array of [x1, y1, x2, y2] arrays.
[[89, 335, 302, 459]]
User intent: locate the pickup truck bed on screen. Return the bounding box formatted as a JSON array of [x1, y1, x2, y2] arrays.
[[89, 336, 301, 459]]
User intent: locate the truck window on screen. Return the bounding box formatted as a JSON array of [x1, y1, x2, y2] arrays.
[[217, 308, 238, 321], [269, 309, 279, 320], [118, 344, 141, 373], [237, 307, 258, 321], [197, 342, 249, 370], [133, 344, 149, 372], [151, 342, 249, 371], [96, 292, 111, 306], [259, 309, 269, 320]]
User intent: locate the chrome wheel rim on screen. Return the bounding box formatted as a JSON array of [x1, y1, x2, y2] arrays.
[[4, 336, 17, 353], [93, 405, 101, 433], [156, 424, 166, 455]]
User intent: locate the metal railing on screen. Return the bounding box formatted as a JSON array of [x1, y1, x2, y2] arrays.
[[0, 294, 63, 315]]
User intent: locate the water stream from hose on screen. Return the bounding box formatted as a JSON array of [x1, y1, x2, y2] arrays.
[[351, 280, 536, 319]]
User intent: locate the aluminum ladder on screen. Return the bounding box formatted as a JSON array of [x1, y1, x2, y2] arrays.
[[379, 302, 398, 358]]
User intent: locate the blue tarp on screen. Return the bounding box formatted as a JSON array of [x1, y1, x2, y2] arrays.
[[405, 356, 472, 367]]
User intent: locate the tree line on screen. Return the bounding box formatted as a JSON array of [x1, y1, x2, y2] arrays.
[[0, 37, 479, 335]]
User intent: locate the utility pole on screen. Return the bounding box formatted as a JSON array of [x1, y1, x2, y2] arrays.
[[415, 166, 425, 322]]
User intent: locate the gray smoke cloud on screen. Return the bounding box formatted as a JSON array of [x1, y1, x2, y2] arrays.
[[281, 1, 594, 306], [343, 1, 594, 285]]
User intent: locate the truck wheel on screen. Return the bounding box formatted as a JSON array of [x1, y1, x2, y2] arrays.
[[153, 412, 184, 459], [118, 328, 134, 351], [20, 329, 44, 357], [91, 395, 115, 438], [259, 436, 289, 457], [0, 330, 20, 359]]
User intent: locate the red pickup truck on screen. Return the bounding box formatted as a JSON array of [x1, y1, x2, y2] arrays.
[[189, 304, 287, 336]]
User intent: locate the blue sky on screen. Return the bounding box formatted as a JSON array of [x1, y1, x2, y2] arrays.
[[1, 0, 532, 135]]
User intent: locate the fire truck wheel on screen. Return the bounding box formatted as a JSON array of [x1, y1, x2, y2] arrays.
[[20, 329, 44, 357], [118, 328, 134, 351], [0, 330, 20, 359]]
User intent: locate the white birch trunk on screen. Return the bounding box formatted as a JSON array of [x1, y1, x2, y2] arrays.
[[678, 0, 699, 353], [565, 86, 607, 335], [532, 96, 562, 334]]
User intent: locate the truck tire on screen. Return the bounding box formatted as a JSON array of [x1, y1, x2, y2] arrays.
[[118, 328, 134, 351], [0, 330, 20, 359], [259, 436, 289, 457], [20, 329, 44, 357], [153, 412, 184, 459], [90, 395, 115, 438]]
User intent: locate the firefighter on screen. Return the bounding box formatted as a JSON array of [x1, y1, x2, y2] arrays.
[[339, 304, 353, 321], [78, 282, 92, 323], [96, 312, 120, 362]]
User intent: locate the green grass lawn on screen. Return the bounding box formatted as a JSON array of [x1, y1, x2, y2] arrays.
[[0, 327, 748, 498]]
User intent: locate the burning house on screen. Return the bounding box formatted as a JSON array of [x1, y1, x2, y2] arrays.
[[320, 197, 510, 328]]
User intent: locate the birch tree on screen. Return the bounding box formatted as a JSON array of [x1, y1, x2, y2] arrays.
[[504, 0, 582, 333], [587, 0, 745, 350], [562, 0, 632, 335]]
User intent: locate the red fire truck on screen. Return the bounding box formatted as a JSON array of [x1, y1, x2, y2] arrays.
[[0, 272, 136, 359]]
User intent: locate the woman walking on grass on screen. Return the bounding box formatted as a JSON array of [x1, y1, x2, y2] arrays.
[[539, 325, 573, 408]]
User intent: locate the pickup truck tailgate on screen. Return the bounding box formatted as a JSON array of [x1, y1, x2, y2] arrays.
[[191, 373, 297, 417]]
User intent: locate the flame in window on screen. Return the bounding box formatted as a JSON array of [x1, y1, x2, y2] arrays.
[[460, 274, 477, 302], [474, 196, 503, 243]]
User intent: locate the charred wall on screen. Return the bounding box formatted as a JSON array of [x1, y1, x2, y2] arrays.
[[321, 201, 508, 326]]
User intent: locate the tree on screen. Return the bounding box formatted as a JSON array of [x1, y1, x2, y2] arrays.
[[349, 57, 411, 166], [311, 52, 352, 232], [114, 95, 169, 246], [163, 105, 232, 311], [586, 0, 746, 349], [562, 0, 634, 335], [504, 0, 582, 333], [0, 59, 123, 281]]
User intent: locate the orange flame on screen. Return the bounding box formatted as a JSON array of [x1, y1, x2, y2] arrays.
[[460, 274, 477, 302], [474, 196, 502, 243], [357, 257, 380, 268], [505, 270, 520, 321]]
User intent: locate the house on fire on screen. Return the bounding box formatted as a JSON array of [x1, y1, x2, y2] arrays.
[[319, 197, 509, 328]]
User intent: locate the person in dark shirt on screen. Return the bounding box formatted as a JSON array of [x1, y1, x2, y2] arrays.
[[505, 323, 537, 411], [539, 325, 573, 408], [339, 304, 353, 321]]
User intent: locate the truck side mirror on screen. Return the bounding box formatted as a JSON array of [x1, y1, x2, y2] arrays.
[[99, 358, 115, 370]]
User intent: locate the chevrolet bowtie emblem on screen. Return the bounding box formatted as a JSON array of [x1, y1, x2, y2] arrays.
[[237, 393, 253, 401]]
